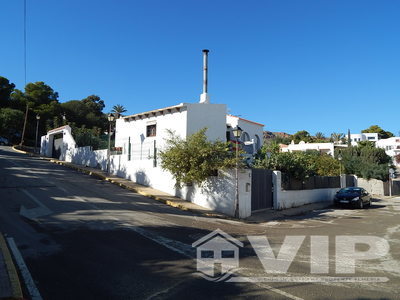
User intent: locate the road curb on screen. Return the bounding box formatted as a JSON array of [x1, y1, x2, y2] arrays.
[[11, 146, 28, 155], [0, 233, 23, 299]]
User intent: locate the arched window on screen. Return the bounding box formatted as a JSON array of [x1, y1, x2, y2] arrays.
[[241, 132, 250, 142], [255, 134, 261, 150]]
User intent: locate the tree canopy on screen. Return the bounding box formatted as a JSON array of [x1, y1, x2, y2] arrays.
[[0, 75, 109, 146], [293, 130, 312, 143], [254, 142, 340, 180], [337, 143, 392, 181], [362, 125, 394, 139], [0, 108, 24, 140], [0, 76, 15, 107]]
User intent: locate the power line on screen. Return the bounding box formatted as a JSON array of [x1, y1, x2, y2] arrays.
[[24, 0, 27, 86], [20, 0, 29, 146]]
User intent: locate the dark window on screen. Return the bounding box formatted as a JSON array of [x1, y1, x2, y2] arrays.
[[146, 124, 156, 137], [226, 131, 231, 142], [128, 137, 131, 161], [221, 250, 235, 258], [201, 250, 214, 258]]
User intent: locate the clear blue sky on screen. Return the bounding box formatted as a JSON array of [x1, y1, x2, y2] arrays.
[[1, 0, 399, 136]]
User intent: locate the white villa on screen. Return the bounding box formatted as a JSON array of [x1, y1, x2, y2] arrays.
[[376, 137, 400, 166], [281, 141, 348, 157], [40, 50, 264, 218], [114, 103, 264, 168], [350, 133, 379, 145]]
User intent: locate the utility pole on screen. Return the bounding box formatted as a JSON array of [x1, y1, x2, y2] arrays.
[[347, 129, 351, 147], [20, 0, 28, 147]]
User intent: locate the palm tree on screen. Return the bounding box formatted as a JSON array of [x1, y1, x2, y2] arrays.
[[315, 132, 325, 140], [111, 104, 127, 115], [330, 132, 344, 143]]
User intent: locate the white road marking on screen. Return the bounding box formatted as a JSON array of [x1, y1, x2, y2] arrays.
[[20, 189, 47, 209], [227, 277, 304, 300], [145, 280, 185, 300], [6, 237, 43, 300], [19, 189, 53, 219]]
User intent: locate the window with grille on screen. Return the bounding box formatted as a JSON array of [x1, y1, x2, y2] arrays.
[[146, 124, 156, 137]]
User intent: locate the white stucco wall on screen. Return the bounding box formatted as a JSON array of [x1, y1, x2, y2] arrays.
[[66, 147, 108, 170], [40, 125, 76, 158], [115, 106, 188, 159], [65, 145, 252, 218], [115, 102, 229, 157], [272, 171, 339, 210], [186, 103, 227, 141], [179, 169, 252, 218], [350, 133, 379, 145], [282, 142, 335, 157]]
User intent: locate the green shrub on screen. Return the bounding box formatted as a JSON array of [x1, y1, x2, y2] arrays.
[[159, 128, 239, 187]]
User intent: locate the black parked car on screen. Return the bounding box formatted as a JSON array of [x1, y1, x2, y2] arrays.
[[334, 187, 372, 208]]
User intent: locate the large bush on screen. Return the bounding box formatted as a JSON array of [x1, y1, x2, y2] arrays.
[[159, 128, 238, 187], [73, 126, 108, 150], [0, 108, 24, 142], [254, 143, 340, 180], [338, 144, 392, 181]]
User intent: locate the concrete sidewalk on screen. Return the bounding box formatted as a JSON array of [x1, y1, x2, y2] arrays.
[[0, 233, 22, 299]]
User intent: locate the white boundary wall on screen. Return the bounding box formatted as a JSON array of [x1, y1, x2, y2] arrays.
[[65, 146, 252, 218], [272, 171, 340, 210]]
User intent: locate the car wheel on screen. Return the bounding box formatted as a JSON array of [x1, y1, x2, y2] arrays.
[[358, 200, 364, 209]]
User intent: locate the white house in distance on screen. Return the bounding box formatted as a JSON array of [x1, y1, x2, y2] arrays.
[[40, 125, 76, 160], [376, 137, 400, 166], [281, 141, 337, 157], [350, 133, 379, 145]]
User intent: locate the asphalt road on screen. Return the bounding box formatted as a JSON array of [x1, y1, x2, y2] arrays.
[[0, 146, 399, 299]]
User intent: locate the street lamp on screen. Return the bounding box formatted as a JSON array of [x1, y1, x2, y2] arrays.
[[389, 163, 394, 197], [232, 125, 243, 218], [107, 113, 116, 174], [34, 114, 40, 153], [338, 153, 342, 176]]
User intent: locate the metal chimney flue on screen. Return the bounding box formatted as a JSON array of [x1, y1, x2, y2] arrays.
[[200, 49, 210, 104]]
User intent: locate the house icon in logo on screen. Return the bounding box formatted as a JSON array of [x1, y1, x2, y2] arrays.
[[192, 229, 243, 281]]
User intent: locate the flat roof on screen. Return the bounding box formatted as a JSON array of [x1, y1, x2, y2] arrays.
[[122, 103, 186, 120], [48, 125, 70, 134]]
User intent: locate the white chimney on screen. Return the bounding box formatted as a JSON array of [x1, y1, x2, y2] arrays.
[[200, 49, 210, 104]]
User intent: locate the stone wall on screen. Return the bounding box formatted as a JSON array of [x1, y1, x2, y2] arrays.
[[356, 177, 389, 196]]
